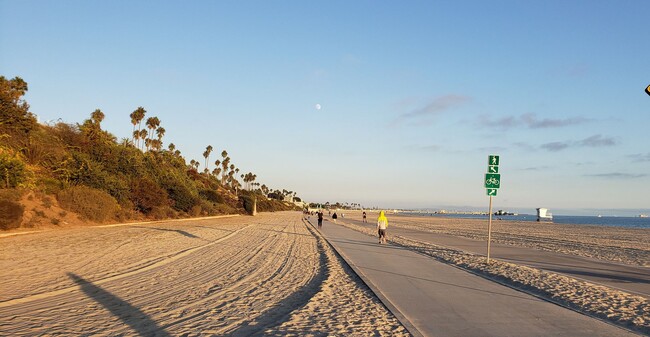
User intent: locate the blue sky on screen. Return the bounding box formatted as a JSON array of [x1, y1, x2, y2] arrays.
[[1, 1, 649, 215]]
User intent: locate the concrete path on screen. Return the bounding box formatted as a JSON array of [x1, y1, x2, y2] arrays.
[[346, 217, 650, 299], [316, 220, 639, 337]]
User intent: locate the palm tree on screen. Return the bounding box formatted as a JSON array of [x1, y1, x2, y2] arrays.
[[204, 145, 213, 170], [133, 130, 140, 148], [227, 170, 236, 190], [91, 109, 105, 125], [130, 110, 138, 135], [152, 139, 163, 151], [221, 157, 230, 182], [168, 143, 176, 152], [139, 129, 148, 151], [220, 151, 229, 183], [130, 107, 146, 148], [145, 117, 160, 145], [156, 127, 165, 140]]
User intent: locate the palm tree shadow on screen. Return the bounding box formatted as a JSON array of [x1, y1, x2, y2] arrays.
[[67, 273, 171, 337]]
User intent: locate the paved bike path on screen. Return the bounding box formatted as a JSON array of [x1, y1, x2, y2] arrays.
[[345, 218, 650, 299], [317, 220, 638, 337]]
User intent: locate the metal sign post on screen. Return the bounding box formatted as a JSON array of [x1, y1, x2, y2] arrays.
[[485, 155, 501, 263], [487, 196, 493, 263]]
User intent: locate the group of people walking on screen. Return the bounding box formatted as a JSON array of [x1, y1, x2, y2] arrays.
[[314, 210, 388, 244]]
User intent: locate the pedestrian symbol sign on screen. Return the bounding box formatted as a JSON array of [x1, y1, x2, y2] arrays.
[[488, 165, 499, 173], [487, 188, 498, 196], [488, 155, 499, 166]]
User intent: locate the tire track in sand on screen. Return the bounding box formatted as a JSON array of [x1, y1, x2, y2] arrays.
[[0, 224, 253, 308], [0, 214, 325, 336]]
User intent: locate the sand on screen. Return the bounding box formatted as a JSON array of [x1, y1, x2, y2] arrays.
[[3, 209, 648, 335], [335, 211, 650, 334], [386, 213, 650, 266], [0, 212, 409, 336]]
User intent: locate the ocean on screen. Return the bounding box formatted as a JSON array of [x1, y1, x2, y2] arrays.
[[399, 213, 650, 229]]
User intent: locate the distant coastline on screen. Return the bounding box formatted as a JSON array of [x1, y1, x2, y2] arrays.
[[397, 207, 650, 218], [398, 212, 650, 229]]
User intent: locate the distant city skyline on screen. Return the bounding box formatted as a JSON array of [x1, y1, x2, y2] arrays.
[[1, 1, 648, 214]]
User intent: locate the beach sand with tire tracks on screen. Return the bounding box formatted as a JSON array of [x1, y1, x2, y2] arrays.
[[335, 210, 650, 334], [0, 212, 409, 336]]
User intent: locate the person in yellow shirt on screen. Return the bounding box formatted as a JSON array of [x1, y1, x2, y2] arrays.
[[377, 211, 388, 244]]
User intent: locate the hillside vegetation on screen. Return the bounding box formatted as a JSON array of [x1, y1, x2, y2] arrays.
[[0, 76, 299, 230]]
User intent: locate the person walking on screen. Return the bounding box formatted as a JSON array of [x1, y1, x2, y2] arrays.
[[377, 211, 388, 244], [317, 211, 324, 229], [362, 211, 367, 223], [332, 212, 338, 223]]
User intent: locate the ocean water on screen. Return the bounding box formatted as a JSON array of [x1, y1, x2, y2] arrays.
[[399, 213, 650, 229]]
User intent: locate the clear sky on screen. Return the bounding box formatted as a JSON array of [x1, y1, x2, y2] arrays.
[[1, 1, 649, 215]]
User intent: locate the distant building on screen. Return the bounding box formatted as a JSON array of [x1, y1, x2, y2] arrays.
[[536, 208, 553, 222]]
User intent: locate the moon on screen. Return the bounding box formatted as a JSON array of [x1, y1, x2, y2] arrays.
[[315, 104, 321, 110]]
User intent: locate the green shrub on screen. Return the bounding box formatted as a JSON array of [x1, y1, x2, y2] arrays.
[[38, 177, 64, 195], [129, 178, 168, 215], [0, 200, 24, 230], [57, 185, 119, 222], [101, 174, 131, 204], [213, 202, 237, 215], [164, 181, 198, 213], [199, 189, 224, 203], [189, 205, 202, 217], [149, 206, 176, 220], [240, 194, 254, 214], [0, 153, 27, 188]]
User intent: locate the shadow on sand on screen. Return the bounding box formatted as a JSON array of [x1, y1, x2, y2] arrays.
[[67, 273, 171, 337], [129, 226, 201, 239]]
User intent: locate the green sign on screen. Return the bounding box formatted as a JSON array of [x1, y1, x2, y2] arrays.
[[488, 155, 500, 166], [486, 188, 498, 196], [488, 165, 499, 173], [485, 173, 500, 188]]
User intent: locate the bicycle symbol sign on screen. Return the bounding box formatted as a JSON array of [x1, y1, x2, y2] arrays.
[[484, 173, 500, 188]]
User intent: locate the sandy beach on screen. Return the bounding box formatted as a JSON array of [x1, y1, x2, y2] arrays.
[[386, 213, 650, 266], [2, 209, 648, 335], [334, 211, 650, 334], [0, 212, 408, 336]]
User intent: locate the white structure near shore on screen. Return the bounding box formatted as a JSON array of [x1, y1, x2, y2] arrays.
[[536, 208, 553, 222]]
